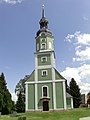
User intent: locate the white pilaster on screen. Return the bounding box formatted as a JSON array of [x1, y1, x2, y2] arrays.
[[63, 81, 67, 110], [53, 82, 56, 110], [35, 83, 38, 110], [51, 52, 56, 68], [52, 67, 56, 110], [35, 54, 38, 110], [25, 84, 28, 111]]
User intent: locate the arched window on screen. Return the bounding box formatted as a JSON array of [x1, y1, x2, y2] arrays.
[[42, 86, 49, 97]]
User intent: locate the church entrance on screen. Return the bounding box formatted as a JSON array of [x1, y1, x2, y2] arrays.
[[43, 101, 49, 111]]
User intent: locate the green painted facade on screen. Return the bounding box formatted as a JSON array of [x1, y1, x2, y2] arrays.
[[38, 68, 52, 81], [28, 84, 35, 109], [67, 98, 71, 109], [27, 71, 35, 82], [37, 83, 53, 110], [56, 82, 64, 108], [38, 54, 51, 66], [36, 33, 54, 52]]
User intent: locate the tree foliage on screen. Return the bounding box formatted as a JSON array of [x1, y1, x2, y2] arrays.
[[0, 73, 12, 114], [15, 75, 29, 112], [16, 91, 25, 113], [15, 75, 29, 96], [70, 78, 81, 108]]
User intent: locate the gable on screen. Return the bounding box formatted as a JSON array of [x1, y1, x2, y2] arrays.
[[55, 69, 65, 80], [26, 70, 35, 82]]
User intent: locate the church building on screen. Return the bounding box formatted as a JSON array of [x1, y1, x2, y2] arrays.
[[25, 1, 73, 112]]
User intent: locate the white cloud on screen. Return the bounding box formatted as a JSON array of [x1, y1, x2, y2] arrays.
[[61, 64, 90, 94], [11, 92, 18, 102], [65, 31, 90, 62], [65, 31, 90, 45], [73, 47, 90, 61], [0, 0, 23, 4]]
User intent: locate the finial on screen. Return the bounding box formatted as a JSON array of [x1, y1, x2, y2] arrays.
[[42, 0, 45, 18]]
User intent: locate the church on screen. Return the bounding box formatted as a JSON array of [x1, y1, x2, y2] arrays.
[[25, 1, 73, 112]]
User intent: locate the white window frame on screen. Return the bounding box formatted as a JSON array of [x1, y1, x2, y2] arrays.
[[41, 56, 47, 62], [41, 43, 46, 50], [42, 85, 49, 97], [42, 70, 48, 76]]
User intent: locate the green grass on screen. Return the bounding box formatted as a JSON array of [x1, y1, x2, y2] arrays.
[[1, 108, 90, 120]]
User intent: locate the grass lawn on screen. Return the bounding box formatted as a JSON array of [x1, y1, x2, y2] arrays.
[[0, 108, 90, 120]]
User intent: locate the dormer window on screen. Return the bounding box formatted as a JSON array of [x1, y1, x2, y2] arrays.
[[41, 43, 46, 50]]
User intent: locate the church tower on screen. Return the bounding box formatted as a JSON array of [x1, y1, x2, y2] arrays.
[[25, 0, 73, 111]]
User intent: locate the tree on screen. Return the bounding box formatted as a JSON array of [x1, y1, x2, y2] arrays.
[[15, 75, 29, 112], [70, 78, 81, 108], [0, 73, 12, 114], [16, 91, 25, 113], [15, 75, 29, 96], [0, 93, 3, 112]]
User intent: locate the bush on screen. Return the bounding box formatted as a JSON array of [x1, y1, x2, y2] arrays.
[[18, 116, 26, 120], [10, 111, 17, 117], [80, 104, 87, 108]]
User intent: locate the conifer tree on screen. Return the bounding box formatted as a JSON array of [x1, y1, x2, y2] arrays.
[[70, 78, 81, 108], [16, 91, 25, 113], [0, 73, 12, 114]]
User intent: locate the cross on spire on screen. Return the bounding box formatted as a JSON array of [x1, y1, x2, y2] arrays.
[[42, 0, 45, 18]]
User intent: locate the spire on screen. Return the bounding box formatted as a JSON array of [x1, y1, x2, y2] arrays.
[[42, 0, 45, 18], [39, 0, 48, 29]]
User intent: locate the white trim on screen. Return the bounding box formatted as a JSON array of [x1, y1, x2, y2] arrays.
[[35, 83, 38, 110], [42, 85, 49, 97], [53, 82, 56, 110], [36, 65, 52, 69], [49, 42, 52, 49], [41, 56, 47, 62], [25, 79, 65, 84], [63, 81, 67, 110], [35, 54, 38, 69], [37, 43, 39, 51], [25, 84, 28, 111], [51, 52, 56, 68], [35, 54, 38, 110], [34, 50, 54, 54], [52, 68, 56, 110]]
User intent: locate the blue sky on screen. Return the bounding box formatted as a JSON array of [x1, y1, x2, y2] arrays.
[[0, 0, 90, 101]]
